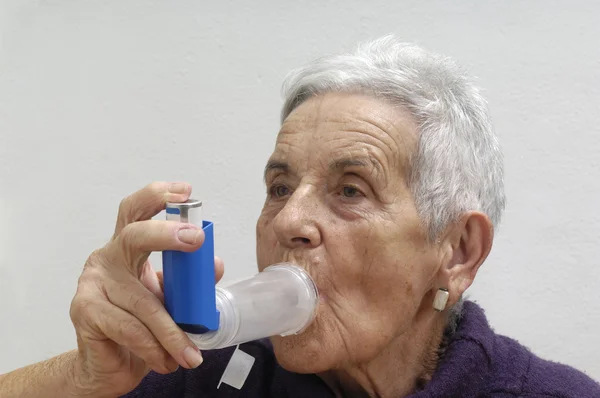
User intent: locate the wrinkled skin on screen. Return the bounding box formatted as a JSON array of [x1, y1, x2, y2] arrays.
[[67, 182, 225, 397], [256, 93, 492, 396]]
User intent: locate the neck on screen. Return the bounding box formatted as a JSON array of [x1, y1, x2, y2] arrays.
[[318, 311, 448, 397]]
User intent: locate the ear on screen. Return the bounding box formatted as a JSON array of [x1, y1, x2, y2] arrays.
[[436, 211, 494, 308]]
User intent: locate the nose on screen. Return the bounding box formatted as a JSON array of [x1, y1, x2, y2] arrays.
[[272, 186, 322, 249]]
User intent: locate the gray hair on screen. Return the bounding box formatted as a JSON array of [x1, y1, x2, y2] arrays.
[[280, 35, 506, 240]]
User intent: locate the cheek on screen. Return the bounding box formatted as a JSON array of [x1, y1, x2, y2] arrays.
[[326, 222, 432, 347], [273, 226, 415, 367], [355, 232, 431, 316], [256, 213, 278, 270], [265, 207, 436, 369], [256, 213, 269, 242]]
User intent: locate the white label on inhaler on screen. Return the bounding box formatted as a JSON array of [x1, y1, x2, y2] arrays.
[[217, 345, 255, 390]]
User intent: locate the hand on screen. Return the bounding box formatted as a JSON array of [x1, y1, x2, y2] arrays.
[[68, 182, 224, 397]]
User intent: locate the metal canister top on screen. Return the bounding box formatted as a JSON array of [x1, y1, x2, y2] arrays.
[[166, 199, 202, 224]]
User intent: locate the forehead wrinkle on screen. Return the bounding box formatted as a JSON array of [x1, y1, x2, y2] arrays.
[[281, 95, 328, 133], [313, 98, 417, 175], [327, 138, 386, 171], [326, 128, 397, 184], [346, 116, 414, 174], [276, 123, 396, 186], [277, 95, 417, 183], [363, 106, 418, 174], [313, 143, 389, 199], [264, 139, 299, 178]]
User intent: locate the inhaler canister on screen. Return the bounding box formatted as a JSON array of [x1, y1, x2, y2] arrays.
[[162, 199, 220, 334]]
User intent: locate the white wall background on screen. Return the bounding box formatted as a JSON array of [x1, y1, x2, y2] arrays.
[[1, 0, 599, 382]]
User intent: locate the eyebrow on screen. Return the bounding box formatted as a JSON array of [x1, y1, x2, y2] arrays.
[[264, 160, 289, 182], [329, 158, 368, 171], [329, 157, 383, 176], [264, 156, 383, 182]]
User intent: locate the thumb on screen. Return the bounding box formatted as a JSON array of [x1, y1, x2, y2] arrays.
[[214, 256, 225, 283], [156, 270, 164, 292], [140, 262, 164, 302]]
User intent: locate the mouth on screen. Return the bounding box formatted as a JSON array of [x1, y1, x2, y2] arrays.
[[268, 257, 327, 302]]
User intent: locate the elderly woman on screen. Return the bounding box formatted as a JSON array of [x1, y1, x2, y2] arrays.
[[1, 36, 599, 398]]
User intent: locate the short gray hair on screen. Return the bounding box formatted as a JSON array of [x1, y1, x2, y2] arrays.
[[280, 35, 506, 240]]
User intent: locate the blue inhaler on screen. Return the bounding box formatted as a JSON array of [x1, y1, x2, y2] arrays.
[[163, 199, 319, 350], [162, 199, 220, 334]]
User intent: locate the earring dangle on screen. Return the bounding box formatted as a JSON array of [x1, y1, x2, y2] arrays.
[[433, 288, 449, 311]]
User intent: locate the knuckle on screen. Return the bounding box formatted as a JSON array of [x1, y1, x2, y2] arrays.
[[118, 223, 140, 249], [84, 249, 107, 269], [163, 326, 184, 347], [120, 320, 166, 362], [81, 249, 116, 280], [109, 226, 148, 272], [118, 195, 134, 217], [77, 269, 100, 289], [117, 194, 141, 228], [129, 292, 158, 316], [72, 255, 107, 324], [122, 220, 170, 251], [147, 181, 168, 197], [156, 220, 175, 237], [68, 298, 80, 322], [121, 317, 150, 343], [69, 294, 95, 324]]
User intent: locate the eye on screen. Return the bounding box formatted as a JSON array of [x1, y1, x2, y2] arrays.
[[270, 184, 290, 198], [341, 185, 364, 198]]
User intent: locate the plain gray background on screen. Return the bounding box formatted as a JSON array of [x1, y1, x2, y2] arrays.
[[1, 0, 599, 382]]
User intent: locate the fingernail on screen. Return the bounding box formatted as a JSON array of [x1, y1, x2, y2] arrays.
[[169, 183, 189, 194], [177, 228, 202, 245], [183, 346, 203, 368]]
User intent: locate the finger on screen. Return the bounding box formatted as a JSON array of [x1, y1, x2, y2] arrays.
[[215, 256, 225, 283], [156, 270, 164, 293], [107, 220, 205, 276], [114, 181, 192, 238], [74, 295, 180, 374], [140, 262, 164, 302], [106, 279, 203, 370]]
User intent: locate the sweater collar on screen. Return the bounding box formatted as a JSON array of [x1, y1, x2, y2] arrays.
[[409, 300, 495, 397]]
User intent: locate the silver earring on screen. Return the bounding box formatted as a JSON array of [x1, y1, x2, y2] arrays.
[[433, 288, 449, 311]]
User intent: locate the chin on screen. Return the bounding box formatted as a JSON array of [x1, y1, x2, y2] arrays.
[[269, 325, 337, 374]]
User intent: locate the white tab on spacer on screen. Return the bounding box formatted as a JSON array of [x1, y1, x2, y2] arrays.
[[217, 345, 255, 390]]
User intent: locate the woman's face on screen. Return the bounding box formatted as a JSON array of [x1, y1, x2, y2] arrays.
[[256, 93, 444, 372]]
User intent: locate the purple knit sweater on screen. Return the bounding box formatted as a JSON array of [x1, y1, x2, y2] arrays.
[[122, 301, 600, 397]]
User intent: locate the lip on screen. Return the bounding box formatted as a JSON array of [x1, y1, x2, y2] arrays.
[[301, 269, 328, 305]]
